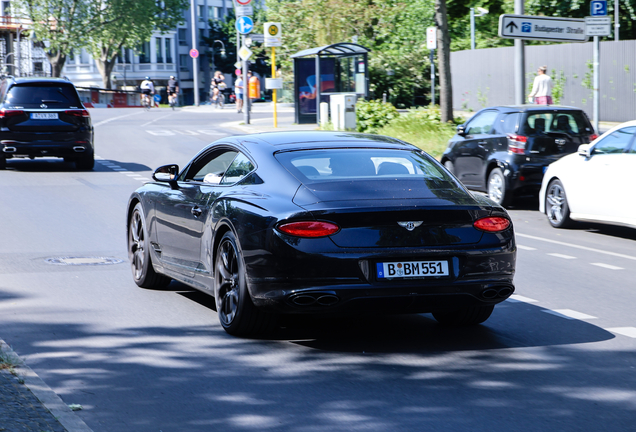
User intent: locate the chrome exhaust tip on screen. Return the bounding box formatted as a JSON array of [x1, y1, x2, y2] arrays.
[[481, 289, 498, 299], [73, 146, 86, 152], [497, 287, 513, 298], [3, 147, 16, 153]]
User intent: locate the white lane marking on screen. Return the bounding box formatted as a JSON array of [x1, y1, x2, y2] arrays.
[[137, 177, 151, 182], [517, 245, 537, 251], [547, 253, 577, 260], [516, 233, 636, 262], [607, 327, 636, 338], [197, 130, 226, 135], [591, 263, 624, 270], [508, 294, 538, 303], [174, 129, 199, 135], [93, 110, 146, 127], [141, 113, 173, 127], [543, 309, 597, 320], [146, 130, 175, 136], [112, 168, 127, 171]]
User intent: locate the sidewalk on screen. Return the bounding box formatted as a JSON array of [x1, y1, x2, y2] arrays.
[[0, 340, 93, 432]]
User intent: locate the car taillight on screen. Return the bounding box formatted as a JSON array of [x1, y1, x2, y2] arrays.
[[277, 221, 340, 237], [474, 216, 511, 232], [507, 134, 527, 154], [0, 109, 24, 118], [589, 134, 598, 141], [64, 109, 90, 117]]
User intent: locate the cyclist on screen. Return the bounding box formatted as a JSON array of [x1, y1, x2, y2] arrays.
[[210, 71, 225, 107], [140, 77, 154, 108], [167, 75, 179, 108]]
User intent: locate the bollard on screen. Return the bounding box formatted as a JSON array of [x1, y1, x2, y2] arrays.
[[320, 102, 329, 128]]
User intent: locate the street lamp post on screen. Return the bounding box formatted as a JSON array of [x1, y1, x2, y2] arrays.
[[15, 26, 23, 76], [470, 7, 488, 50]]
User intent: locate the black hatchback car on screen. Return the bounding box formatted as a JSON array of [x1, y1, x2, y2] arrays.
[[441, 105, 596, 206], [0, 76, 94, 170]]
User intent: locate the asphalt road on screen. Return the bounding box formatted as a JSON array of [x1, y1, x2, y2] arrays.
[[1, 107, 635, 432]]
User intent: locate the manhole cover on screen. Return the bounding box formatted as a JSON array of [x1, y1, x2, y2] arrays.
[[45, 256, 125, 266]]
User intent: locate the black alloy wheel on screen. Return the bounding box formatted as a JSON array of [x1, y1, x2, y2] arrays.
[[214, 231, 276, 336], [545, 179, 573, 228], [443, 160, 455, 175], [0, 156, 6, 170], [487, 168, 510, 207], [128, 203, 171, 288], [432, 305, 495, 326]]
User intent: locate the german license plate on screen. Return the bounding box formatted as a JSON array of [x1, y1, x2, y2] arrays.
[[377, 260, 449, 279], [31, 113, 58, 120]]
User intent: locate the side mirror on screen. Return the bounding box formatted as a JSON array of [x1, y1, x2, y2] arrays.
[[456, 124, 466, 136], [577, 144, 591, 158], [153, 164, 180, 187]]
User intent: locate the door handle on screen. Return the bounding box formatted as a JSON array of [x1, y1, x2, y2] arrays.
[[191, 206, 202, 217], [477, 141, 488, 147]]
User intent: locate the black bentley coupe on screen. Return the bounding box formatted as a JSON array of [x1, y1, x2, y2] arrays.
[[127, 131, 516, 336]]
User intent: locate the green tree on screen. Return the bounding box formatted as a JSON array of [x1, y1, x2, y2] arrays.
[[17, 0, 97, 76], [88, 0, 188, 88]]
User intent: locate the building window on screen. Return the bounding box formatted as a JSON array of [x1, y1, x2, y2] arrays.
[[215, 7, 222, 19], [179, 54, 189, 72], [156, 37, 163, 63], [2, 1, 10, 16], [139, 41, 150, 63], [199, 29, 205, 43], [165, 39, 172, 64], [34, 62, 43, 73], [198, 5, 204, 21], [178, 28, 187, 46]]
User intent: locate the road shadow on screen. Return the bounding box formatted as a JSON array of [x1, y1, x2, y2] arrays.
[[96, 160, 153, 172], [1, 158, 152, 173]]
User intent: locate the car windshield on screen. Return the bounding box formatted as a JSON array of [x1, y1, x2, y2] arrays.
[[275, 148, 459, 189], [4, 83, 82, 108], [520, 111, 590, 137]]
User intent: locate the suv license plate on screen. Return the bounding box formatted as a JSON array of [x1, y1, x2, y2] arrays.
[[31, 113, 58, 120], [377, 260, 449, 279]]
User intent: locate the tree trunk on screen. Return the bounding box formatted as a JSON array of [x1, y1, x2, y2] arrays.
[[95, 56, 116, 89], [46, 50, 67, 77], [434, 0, 453, 123]]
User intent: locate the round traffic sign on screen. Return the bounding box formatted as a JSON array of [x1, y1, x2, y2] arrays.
[[236, 0, 251, 4], [236, 16, 254, 34], [189, 48, 199, 59]]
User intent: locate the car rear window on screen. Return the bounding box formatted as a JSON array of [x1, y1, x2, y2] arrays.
[[520, 111, 591, 136], [4, 83, 83, 108], [276, 148, 459, 189]]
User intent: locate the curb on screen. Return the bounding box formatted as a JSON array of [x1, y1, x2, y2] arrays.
[[0, 338, 93, 432]]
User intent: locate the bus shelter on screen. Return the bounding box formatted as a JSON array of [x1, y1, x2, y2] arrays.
[[291, 43, 370, 124]]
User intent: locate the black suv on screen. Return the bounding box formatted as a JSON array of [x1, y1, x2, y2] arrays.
[[441, 105, 596, 206], [0, 77, 94, 170]]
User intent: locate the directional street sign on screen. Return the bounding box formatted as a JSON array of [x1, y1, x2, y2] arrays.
[[499, 14, 587, 42], [590, 0, 608, 16], [236, 16, 254, 34], [586, 16, 611, 36]]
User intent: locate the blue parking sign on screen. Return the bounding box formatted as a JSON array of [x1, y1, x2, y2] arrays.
[[590, 0, 607, 16]]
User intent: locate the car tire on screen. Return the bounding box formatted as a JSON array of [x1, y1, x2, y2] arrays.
[[75, 152, 94, 171], [215, 231, 277, 336], [0, 156, 6, 170], [128, 203, 171, 289], [545, 179, 573, 228], [432, 305, 495, 326], [443, 160, 455, 175], [487, 168, 511, 207]]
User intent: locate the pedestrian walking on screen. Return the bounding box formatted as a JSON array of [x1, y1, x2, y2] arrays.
[[234, 71, 244, 113], [528, 66, 553, 105]]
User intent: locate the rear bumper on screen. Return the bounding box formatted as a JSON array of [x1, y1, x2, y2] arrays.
[[1, 139, 93, 159]]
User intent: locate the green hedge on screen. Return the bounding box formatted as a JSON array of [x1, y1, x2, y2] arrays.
[[356, 99, 400, 133]]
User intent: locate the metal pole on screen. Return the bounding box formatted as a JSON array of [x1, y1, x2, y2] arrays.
[[242, 35, 250, 125], [430, 49, 435, 105], [470, 8, 475, 50], [190, 0, 199, 106], [593, 36, 600, 133], [315, 54, 321, 125], [514, 0, 525, 105], [615, 0, 619, 41], [16, 27, 21, 77], [272, 46, 277, 128]]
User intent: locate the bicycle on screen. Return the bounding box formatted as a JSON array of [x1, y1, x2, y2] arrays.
[[216, 92, 225, 109], [141, 93, 152, 110], [169, 94, 177, 110]]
